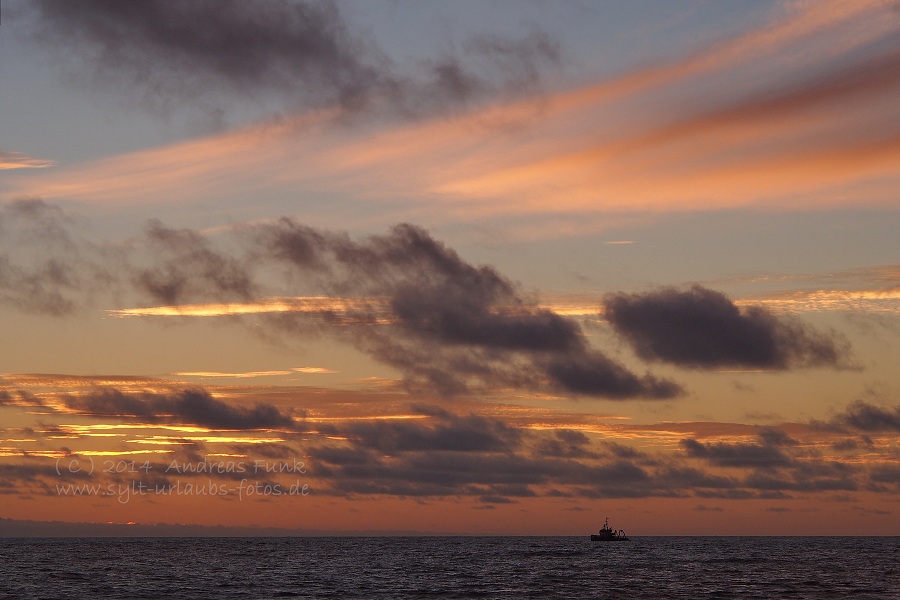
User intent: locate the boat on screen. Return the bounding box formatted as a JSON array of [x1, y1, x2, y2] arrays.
[[590, 517, 629, 541]]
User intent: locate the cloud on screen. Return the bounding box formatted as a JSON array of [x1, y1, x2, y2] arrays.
[[541, 351, 681, 399], [680, 427, 864, 493], [0, 462, 91, 492], [829, 401, 900, 432], [60, 387, 300, 431], [681, 438, 793, 469], [0, 150, 54, 170], [256, 219, 680, 399], [0, 200, 257, 315], [0, 389, 45, 407], [28, 0, 385, 114], [3, 387, 894, 503], [747, 287, 900, 315], [7, 202, 877, 401], [309, 407, 568, 498], [743, 463, 858, 493], [0, 199, 111, 316], [25, 0, 559, 120], [306, 407, 792, 500], [132, 219, 256, 305], [604, 285, 853, 370], [1, 201, 680, 399], [174, 371, 294, 379], [575, 47, 900, 168], [321, 405, 523, 455], [30, 199, 888, 399], [533, 429, 598, 459], [868, 464, 900, 489], [415, 1, 900, 222], [8, 1, 898, 229]]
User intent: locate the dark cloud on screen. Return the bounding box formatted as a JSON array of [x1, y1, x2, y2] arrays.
[[0, 389, 45, 407], [257, 219, 680, 399], [465, 30, 560, 91], [681, 427, 804, 469], [306, 408, 760, 501], [329, 405, 523, 455], [533, 429, 598, 459], [390, 287, 580, 352], [681, 438, 793, 469], [29, 0, 384, 114], [133, 219, 255, 305], [1, 202, 258, 312], [228, 442, 298, 460], [61, 387, 299, 430], [604, 285, 853, 370], [868, 464, 900, 488], [309, 445, 373, 468], [695, 489, 789, 500], [314, 443, 770, 501], [0, 254, 75, 316], [653, 466, 737, 493], [318, 451, 576, 498], [541, 351, 682, 399], [395, 28, 560, 117], [25, 0, 560, 120], [680, 427, 864, 493], [0, 462, 91, 487], [0, 199, 110, 316], [831, 401, 900, 432], [832, 438, 862, 452], [2, 388, 890, 504], [744, 466, 857, 493], [309, 409, 567, 498], [3, 202, 678, 399], [757, 427, 799, 447]]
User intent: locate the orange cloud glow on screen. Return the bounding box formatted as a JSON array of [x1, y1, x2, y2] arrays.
[[7, 1, 897, 235], [0, 150, 54, 170], [103, 280, 900, 326]]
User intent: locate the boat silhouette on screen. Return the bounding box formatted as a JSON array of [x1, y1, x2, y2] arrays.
[[590, 517, 629, 541]]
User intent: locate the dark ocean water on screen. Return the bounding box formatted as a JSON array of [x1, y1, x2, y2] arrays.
[[1, 536, 897, 599]]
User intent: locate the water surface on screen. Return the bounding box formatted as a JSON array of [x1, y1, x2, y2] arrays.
[[1, 536, 896, 599]]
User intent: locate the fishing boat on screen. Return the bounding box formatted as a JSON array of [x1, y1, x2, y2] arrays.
[[590, 517, 628, 541]]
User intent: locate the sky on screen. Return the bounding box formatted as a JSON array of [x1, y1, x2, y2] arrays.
[[0, 0, 898, 536]]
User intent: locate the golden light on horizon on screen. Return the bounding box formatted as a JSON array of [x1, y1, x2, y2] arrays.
[[125, 435, 285, 445], [107, 296, 384, 317], [101, 286, 900, 327]]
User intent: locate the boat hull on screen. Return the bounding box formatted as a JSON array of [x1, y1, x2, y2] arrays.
[[590, 535, 629, 541]]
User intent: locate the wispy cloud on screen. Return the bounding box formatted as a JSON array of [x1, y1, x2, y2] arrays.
[[174, 371, 295, 379], [748, 289, 900, 315], [109, 296, 384, 319], [293, 367, 336, 374], [2, 373, 897, 505], [0, 150, 54, 170], [305, 400, 898, 501], [1, 202, 680, 399], [4, 201, 874, 401], [58, 387, 303, 431], [8, 1, 898, 232], [25, 0, 559, 121]]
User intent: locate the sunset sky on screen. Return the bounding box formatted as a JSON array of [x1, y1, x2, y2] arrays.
[[1, 0, 898, 536]]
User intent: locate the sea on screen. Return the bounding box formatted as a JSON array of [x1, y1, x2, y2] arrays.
[[1, 536, 897, 599]]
